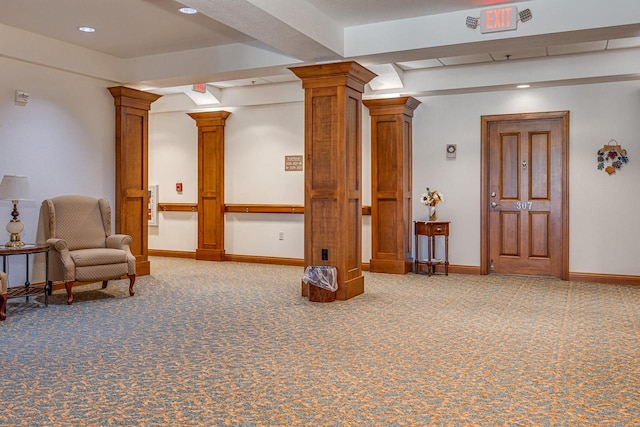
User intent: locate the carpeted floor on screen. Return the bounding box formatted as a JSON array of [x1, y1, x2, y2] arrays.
[[1, 257, 639, 426]]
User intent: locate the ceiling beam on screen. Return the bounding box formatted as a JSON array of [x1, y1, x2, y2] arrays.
[[177, 0, 344, 63]]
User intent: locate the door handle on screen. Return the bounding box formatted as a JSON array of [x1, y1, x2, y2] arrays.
[[491, 202, 498, 208]]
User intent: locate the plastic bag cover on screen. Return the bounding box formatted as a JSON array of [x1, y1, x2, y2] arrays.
[[302, 266, 338, 292]]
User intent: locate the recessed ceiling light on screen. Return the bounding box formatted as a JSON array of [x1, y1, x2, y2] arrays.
[[179, 7, 197, 14], [517, 84, 531, 89], [78, 26, 96, 33]]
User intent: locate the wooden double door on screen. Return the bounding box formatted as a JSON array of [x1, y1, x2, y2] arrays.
[[481, 112, 569, 279]]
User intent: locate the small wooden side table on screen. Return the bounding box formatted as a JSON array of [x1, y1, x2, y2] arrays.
[[0, 244, 50, 321], [414, 221, 450, 276]]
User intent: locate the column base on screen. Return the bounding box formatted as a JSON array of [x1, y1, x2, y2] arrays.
[[369, 258, 413, 274], [336, 274, 364, 300], [196, 249, 226, 261], [136, 260, 151, 276]]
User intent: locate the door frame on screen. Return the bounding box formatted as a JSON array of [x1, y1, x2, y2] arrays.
[[480, 111, 570, 279]]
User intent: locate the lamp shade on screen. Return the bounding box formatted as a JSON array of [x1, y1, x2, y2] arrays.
[[0, 175, 31, 201]]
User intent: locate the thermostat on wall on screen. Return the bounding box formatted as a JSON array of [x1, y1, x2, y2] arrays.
[[446, 144, 457, 158]]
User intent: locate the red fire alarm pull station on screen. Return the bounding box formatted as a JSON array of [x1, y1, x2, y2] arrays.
[[176, 183, 183, 193]]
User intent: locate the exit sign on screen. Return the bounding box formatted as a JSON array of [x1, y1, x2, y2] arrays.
[[480, 6, 518, 33]]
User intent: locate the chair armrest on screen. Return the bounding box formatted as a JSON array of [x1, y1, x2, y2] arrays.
[[46, 238, 75, 281], [0, 271, 7, 294], [46, 238, 68, 252], [107, 234, 136, 275], [106, 234, 133, 249]]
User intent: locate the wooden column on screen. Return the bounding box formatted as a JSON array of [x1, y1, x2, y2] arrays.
[[290, 62, 376, 300], [188, 112, 231, 261], [364, 97, 421, 274], [109, 86, 161, 276]]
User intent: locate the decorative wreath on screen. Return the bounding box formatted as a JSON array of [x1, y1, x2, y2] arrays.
[[597, 140, 628, 175]]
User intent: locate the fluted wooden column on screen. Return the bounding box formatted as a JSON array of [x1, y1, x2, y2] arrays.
[[290, 62, 376, 300], [364, 97, 421, 274], [188, 111, 231, 261], [109, 86, 161, 276]]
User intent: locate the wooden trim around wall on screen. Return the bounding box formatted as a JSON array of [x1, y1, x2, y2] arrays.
[[568, 272, 640, 286], [149, 249, 196, 259], [158, 203, 198, 212], [225, 204, 304, 214], [446, 265, 482, 275], [224, 254, 305, 267], [156, 203, 372, 215]]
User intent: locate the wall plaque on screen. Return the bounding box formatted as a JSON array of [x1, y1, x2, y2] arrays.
[[285, 155, 303, 171]]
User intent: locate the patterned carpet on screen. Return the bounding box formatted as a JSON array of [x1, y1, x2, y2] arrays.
[[1, 257, 639, 426]]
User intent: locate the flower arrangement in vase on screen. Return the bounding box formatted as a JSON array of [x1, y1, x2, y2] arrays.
[[420, 187, 444, 221]]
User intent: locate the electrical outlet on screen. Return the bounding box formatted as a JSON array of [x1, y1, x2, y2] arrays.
[[321, 248, 328, 260], [278, 231, 284, 240]]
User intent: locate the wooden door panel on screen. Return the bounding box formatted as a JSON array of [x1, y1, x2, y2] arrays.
[[529, 211, 550, 258], [530, 133, 550, 200], [500, 211, 520, 256], [501, 134, 520, 200]]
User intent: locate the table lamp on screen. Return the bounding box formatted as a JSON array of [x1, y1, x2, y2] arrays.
[[0, 175, 31, 247]]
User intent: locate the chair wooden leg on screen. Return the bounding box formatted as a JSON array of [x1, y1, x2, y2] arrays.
[[128, 274, 136, 297], [102, 280, 108, 289], [0, 293, 7, 321], [65, 281, 74, 305]]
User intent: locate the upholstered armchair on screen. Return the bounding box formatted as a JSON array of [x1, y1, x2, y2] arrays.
[[41, 195, 135, 305], [0, 271, 7, 321]]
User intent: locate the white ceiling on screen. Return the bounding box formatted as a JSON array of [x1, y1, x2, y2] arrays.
[[0, 0, 253, 58], [1, 0, 639, 94], [0, 0, 529, 58]]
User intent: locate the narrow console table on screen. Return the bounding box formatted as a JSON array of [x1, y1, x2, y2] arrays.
[[0, 244, 50, 320], [414, 221, 450, 276]]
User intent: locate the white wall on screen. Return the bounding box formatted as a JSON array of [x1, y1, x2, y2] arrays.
[[0, 57, 116, 284], [149, 80, 640, 276], [148, 100, 373, 262], [412, 81, 640, 275], [148, 112, 198, 251], [225, 102, 305, 259]]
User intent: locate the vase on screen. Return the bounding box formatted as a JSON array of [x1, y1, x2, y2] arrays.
[[427, 205, 437, 221]]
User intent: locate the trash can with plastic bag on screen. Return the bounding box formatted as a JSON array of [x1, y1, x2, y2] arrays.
[[302, 266, 337, 302]]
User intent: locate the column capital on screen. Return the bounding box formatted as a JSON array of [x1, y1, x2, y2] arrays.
[[108, 86, 161, 110], [363, 96, 422, 117], [290, 61, 377, 92], [188, 111, 232, 127]]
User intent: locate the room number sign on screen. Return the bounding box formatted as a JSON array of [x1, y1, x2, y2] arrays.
[[515, 201, 533, 210]]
